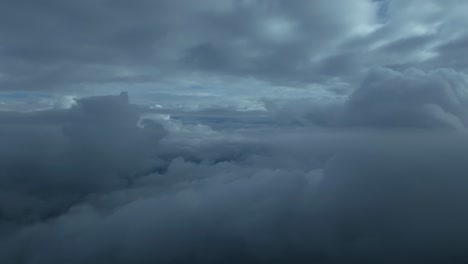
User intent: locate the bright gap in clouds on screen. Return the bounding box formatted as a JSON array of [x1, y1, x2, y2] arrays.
[[2, 0, 468, 263]]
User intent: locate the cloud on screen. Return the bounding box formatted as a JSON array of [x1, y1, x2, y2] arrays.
[[2, 0, 468, 262], [0, 92, 166, 232], [321, 131, 468, 262], [265, 68, 468, 129], [2, 122, 468, 263], [346, 68, 468, 128], [0, 0, 375, 91], [2, 0, 468, 96], [0, 86, 467, 262]]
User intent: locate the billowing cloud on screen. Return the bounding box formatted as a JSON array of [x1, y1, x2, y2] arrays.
[[0, 88, 468, 263], [0, 93, 166, 232], [266, 67, 468, 129], [346, 68, 468, 128]]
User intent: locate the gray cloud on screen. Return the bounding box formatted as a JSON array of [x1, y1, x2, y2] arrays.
[[2, 0, 467, 93], [1, 88, 468, 263], [266, 68, 468, 129], [2, 0, 468, 263], [346, 68, 468, 128], [0, 0, 374, 91], [0, 93, 166, 233], [2, 116, 468, 263]]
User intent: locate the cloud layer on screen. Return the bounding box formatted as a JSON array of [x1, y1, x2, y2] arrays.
[[2, 0, 468, 263], [2, 68, 468, 263], [1, 0, 468, 93]]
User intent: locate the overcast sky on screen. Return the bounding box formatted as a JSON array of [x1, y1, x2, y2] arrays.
[[1, 0, 468, 107], [2, 1, 468, 263]]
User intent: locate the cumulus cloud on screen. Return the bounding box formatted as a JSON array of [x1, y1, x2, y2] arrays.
[[266, 68, 468, 129], [346, 68, 468, 128], [0, 92, 166, 233]]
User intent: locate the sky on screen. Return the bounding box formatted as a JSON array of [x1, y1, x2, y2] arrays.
[[2, 0, 468, 263], [2, 0, 468, 109]]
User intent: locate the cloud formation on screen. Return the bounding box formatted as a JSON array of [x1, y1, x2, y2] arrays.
[[1, 0, 468, 93], [266, 68, 468, 129], [2, 71, 468, 262], [346, 68, 468, 128], [0, 93, 166, 232], [2, 0, 468, 263]]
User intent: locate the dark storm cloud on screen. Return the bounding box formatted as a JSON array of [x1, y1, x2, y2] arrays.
[[1, 0, 468, 92], [0, 0, 179, 90], [0, 0, 379, 91], [3, 0, 468, 263], [0, 92, 166, 233], [2, 69, 468, 262], [3, 120, 468, 263]]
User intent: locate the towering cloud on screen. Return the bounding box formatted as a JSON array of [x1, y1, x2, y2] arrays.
[[266, 68, 468, 129], [347, 68, 468, 128]]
